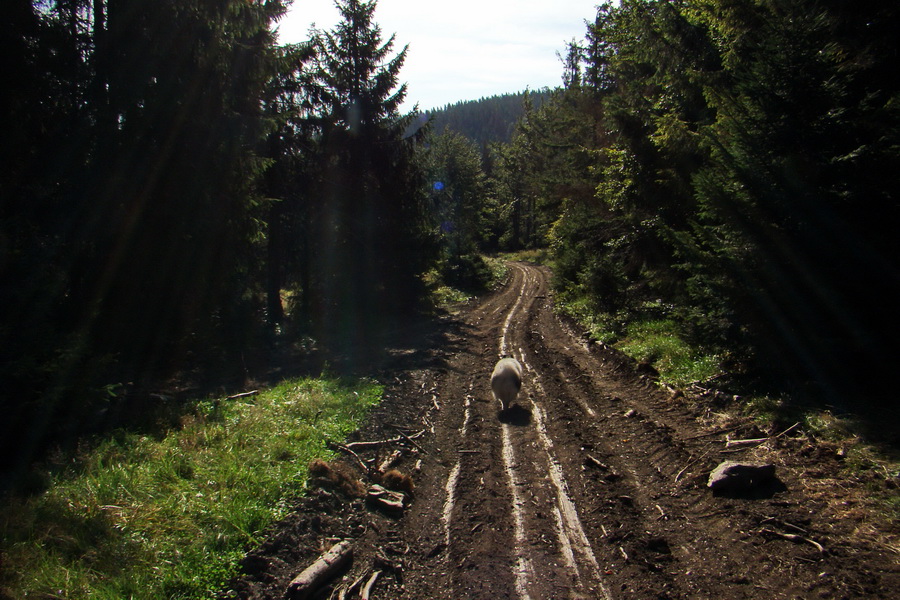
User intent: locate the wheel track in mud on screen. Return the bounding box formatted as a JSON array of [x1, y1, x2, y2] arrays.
[[228, 261, 900, 600], [396, 262, 898, 599], [400, 263, 629, 598]]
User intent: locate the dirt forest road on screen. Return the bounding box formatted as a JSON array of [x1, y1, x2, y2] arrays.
[[229, 262, 898, 600]]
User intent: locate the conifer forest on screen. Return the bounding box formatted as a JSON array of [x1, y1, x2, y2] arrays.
[[3, 0, 899, 478]]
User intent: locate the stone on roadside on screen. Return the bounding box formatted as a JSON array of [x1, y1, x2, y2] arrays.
[[707, 461, 777, 494]]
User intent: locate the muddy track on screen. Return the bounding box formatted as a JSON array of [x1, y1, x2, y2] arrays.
[[229, 262, 898, 600]]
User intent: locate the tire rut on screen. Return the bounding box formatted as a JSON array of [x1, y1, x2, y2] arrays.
[[229, 261, 900, 600]]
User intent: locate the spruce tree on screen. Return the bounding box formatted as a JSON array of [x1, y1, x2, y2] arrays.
[[307, 0, 432, 366]]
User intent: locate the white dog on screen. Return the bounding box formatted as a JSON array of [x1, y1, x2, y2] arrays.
[[491, 357, 523, 411]]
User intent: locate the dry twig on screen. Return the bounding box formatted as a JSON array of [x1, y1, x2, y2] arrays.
[[675, 448, 713, 482], [360, 570, 382, 600], [390, 424, 427, 454], [345, 430, 425, 451], [328, 442, 372, 475], [759, 528, 825, 553]]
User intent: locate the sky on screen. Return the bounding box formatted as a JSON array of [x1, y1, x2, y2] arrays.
[[275, 0, 601, 112]]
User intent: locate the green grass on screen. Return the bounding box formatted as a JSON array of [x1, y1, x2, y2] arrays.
[[615, 319, 722, 387], [429, 282, 473, 306], [554, 293, 620, 344], [424, 254, 511, 309], [554, 293, 722, 387], [501, 248, 552, 264], [1, 377, 382, 599]]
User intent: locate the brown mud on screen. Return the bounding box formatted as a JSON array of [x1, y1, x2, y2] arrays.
[[224, 262, 899, 600]]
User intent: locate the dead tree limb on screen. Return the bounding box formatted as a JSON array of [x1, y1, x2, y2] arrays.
[[327, 442, 372, 475], [344, 430, 425, 451], [347, 569, 372, 598], [723, 422, 801, 451], [390, 425, 427, 454], [287, 540, 353, 599], [360, 570, 382, 600], [377, 449, 403, 474], [725, 436, 769, 449], [759, 528, 825, 553], [675, 448, 713, 482]]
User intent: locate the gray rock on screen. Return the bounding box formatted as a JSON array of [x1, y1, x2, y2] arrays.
[[708, 461, 777, 493]]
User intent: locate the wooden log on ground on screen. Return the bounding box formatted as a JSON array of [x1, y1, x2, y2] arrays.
[[360, 570, 381, 600], [377, 449, 403, 474], [286, 540, 353, 599]]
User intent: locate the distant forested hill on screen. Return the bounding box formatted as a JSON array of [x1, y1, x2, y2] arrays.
[[425, 90, 552, 149]]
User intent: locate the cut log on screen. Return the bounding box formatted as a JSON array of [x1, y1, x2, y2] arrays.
[[286, 540, 353, 599]]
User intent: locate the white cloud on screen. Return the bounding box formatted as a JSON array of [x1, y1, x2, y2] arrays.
[[275, 0, 600, 111]]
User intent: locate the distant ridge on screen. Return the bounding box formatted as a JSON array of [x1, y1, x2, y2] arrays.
[[424, 89, 553, 149]]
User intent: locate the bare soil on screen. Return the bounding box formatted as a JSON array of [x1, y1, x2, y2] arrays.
[[223, 262, 899, 600]]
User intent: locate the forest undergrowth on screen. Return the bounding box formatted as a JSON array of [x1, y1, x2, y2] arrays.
[[0, 378, 381, 599], [552, 267, 900, 529]]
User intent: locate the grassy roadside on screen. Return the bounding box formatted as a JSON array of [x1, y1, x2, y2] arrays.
[[424, 254, 510, 308], [555, 292, 722, 389], [1, 377, 382, 599], [554, 289, 900, 526]]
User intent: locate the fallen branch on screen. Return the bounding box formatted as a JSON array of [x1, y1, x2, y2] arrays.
[[761, 517, 809, 535], [390, 425, 427, 454], [339, 570, 371, 600], [675, 448, 713, 482], [377, 449, 403, 474], [681, 423, 748, 441], [328, 442, 372, 475], [226, 390, 258, 400], [345, 438, 404, 451], [360, 570, 382, 600], [723, 422, 802, 452], [345, 430, 426, 451], [584, 454, 609, 470], [287, 540, 353, 599], [759, 528, 825, 553], [773, 422, 801, 439], [725, 436, 769, 449]]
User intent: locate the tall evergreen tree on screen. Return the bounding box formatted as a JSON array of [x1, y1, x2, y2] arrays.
[[426, 129, 489, 259], [519, 0, 900, 403], [686, 0, 900, 396], [306, 0, 433, 366], [0, 0, 287, 467], [78, 0, 286, 372], [260, 41, 320, 331]]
